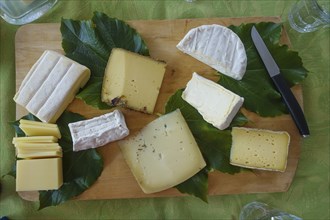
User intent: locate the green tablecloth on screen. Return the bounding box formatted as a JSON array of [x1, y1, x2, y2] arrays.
[[1, 1, 329, 219]]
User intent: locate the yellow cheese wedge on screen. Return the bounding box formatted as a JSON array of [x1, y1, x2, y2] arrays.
[[230, 127, 290, 172], [12, 136, 58, 144], [13, 50, 91, 123], [17, 151, 63, 159], [101, 48, 166, 114], [16, 158, 63, 191], [119, 109, 206, 194], [19, 120, 61, 138]]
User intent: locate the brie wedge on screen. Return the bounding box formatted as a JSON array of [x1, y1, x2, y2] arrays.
[[177, 24, 247, 80], [68, 110, 129, 152], [182, 73, 244, 130]]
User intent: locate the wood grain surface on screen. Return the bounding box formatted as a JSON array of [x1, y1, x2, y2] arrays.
[[15, 16, 302, 201]]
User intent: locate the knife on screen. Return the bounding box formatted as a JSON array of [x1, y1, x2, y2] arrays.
[[251, 26, 310, 137]]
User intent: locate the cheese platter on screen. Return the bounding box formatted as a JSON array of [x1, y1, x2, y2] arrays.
[[15, 16, 303, 203]]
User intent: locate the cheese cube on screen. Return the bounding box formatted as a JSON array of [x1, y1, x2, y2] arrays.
[[101, 48, 166, 114], [119, 109, 206, 194], [182, 72, 244, 130], [14, 50, 90, 123], [68, 110, 129, 152], [230, 127, 290, 172], [16, 158, 63, 191], [19, 120, 61, 138]]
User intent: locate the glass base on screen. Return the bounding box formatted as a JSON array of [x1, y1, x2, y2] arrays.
[[0, 0, 58, 25]]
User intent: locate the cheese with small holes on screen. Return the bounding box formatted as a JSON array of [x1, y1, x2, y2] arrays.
[[16, 158, 63, 191], [12, 136, 58, 144], [182, 73, 244, 130], [118, 109, 206, 194], [101, 48, 166, 114], [14, 50, 90, 123], [68, 110, 129, 152], [230, 127, 290, 172], [177, 24, 247, 80], [19, 119, 61, 138]]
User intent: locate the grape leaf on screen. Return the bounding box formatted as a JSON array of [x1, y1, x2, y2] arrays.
[[11, 112, 103, 210], [61, 12, 149, 109], [218, 22, 308, 117]]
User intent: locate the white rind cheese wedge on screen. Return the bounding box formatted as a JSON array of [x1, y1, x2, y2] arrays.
[[230, 127, 290, 172], [68, 110, 129, 152], [182, 73, 244, 130], [177, 24, 247, 80], [14, 50, 91, 123], [16, 158, 63, 191], [118, 109, 206, 194], [101, 48, 166, 114]]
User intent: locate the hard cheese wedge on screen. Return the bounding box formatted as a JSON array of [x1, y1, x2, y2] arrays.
[[19, 119, 61, 138], [182, 72, 244, 130], [68, 110, 129, 152], [119, 109, 206, 194], [15, 143, 61, 151], [101, 48, 166, 114], [230, 127, 290, 172], [16, 158, 63, 191], [177, 24, 247, 80], [14, 50, 90, 123]]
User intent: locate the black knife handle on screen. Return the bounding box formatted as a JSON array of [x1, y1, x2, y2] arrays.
[[272, 74, 310, 137]]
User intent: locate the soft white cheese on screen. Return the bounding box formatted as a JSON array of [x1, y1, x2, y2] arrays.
[[230, 127, 290, 172], [68, 110, 129, 152], [177, 24, 247, 80], [182, 72, 244, 130], [14, 50, 90, 123], [118, 109, 206, 194]]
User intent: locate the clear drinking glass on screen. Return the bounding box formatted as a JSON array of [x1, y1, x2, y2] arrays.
[[239, 201, 302, 220], [288, 0, 330, 33], [0, 0, 58, 25]]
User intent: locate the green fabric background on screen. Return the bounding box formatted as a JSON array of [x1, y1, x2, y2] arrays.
[[0, 0, 329, 219]]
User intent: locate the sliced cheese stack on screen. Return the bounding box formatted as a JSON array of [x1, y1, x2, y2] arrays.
[[14, 50, 91, 123], [177, 24, 247, 80], [15, 142, 62, 159], [68, 110, 129, 152], [19, 119, 61, 138], [14, 119, 63, 191], [119, 109, 206, 194], [182, 72, 244, 130], [230, 127, 290, 172], [101, 48, 166, 114]]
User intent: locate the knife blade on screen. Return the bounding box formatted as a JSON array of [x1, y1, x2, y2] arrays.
[[251, 26, 310, 137]]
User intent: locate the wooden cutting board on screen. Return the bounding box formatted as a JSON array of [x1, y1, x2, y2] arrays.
[[15, 16, 302, 202]]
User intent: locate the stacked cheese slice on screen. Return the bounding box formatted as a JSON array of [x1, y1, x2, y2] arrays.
[[14, 120, 63, 191]]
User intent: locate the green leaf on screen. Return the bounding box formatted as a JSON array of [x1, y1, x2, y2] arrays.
[[218, 22, 308, 117], [165, 89, 246, 201], [176, 167, 209, 203], [60, 12, 149, 109], [10, 112, 103, 210]]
